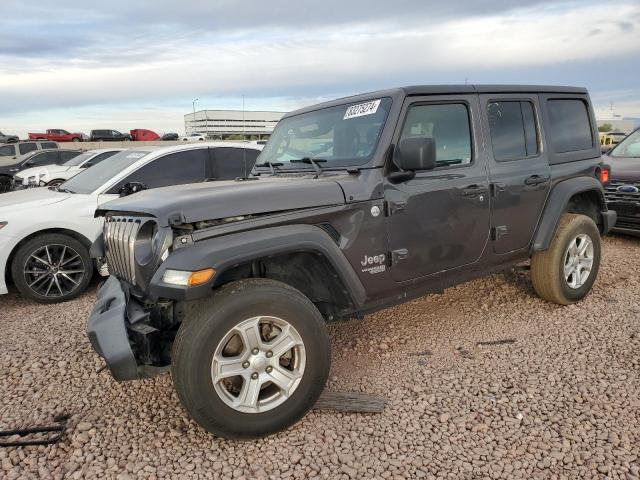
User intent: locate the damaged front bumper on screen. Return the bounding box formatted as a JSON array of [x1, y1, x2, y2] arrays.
[[86, 276, 169, 381]]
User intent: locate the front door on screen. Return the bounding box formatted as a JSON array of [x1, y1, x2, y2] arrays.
[[385, 95, 491, 282], [479, 94, 551, 254]]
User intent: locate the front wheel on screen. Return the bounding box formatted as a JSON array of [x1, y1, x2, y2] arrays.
[[72, 137, 81, 142], [171, 279, 331, 439], [11, 233, 94, 303], [531, 213, 601, 305]]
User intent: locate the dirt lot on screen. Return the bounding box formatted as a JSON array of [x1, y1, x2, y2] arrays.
[[1, 235, 639, 479]]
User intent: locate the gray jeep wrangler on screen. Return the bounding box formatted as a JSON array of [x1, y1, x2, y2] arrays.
[[87, 85, 615, 439]]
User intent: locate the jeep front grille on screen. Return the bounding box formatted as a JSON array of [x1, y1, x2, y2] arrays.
[[604, 180, 640, 204], [104, 216, 142, 285]]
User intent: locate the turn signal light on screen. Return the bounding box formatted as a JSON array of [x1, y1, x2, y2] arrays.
[[598, 166, 610, 185], [162, 268, 216, 287], [188, 268, 216, 286]]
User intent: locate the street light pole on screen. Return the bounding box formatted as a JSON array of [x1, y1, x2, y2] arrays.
[[192, 98, 199, 134]]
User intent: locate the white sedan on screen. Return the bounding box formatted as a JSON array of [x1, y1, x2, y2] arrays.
[[180, 133, 206, 142], [15, 148, 123, 188], [0, 142, 262, 303]]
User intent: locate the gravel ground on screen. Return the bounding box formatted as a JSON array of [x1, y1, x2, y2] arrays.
[[1, 235, 640, 479]]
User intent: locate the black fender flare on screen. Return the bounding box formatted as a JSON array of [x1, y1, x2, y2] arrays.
[[532, 176, 609, 252], [148, 224, 367, 306]]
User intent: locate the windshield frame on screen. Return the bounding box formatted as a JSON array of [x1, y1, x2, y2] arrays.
[[609, 128, 640, 158], [255, 96, 394, 173], [59, 150, 152, 195]]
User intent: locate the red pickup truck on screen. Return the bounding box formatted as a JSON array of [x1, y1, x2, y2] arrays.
[[28, 129, 84, 142]]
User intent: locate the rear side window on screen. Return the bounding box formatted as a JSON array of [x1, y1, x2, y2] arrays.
[[28, 151, 59, 166], [487, 101, 539, 161], [208, 148, 260, 180], [19, 143, 38, 155], [42, 142, 57, 149], [108, 149, 207, 193], [0, 145, 15, 156], [400, 103, 472, 167], [59, 150, 82, 163], [547, 99, 593, 153]]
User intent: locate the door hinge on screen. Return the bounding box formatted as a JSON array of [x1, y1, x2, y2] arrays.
[[391, 248, 409, 265], [491, 226, 508, 240], [385, 200, 406, 216], [491, 183, 506, 197]]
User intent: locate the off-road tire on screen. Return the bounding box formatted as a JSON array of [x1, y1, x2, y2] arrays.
[[11, 233, 93, 304], [171, 279, 331, 439], [531, 213, 601, 305]]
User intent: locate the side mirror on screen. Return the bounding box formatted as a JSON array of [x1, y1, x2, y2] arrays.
[[395, 137, 437, 171], [81, 161, 93, 168], [24, 160, 34, 167], [119, 182, 148, 197]]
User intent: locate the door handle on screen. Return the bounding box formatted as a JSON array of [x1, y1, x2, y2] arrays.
[[461, 185, 488, 198], [524, 174, 550, 186]]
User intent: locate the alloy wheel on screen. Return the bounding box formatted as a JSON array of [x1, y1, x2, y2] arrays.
[[563, 233, 594, 289], [23, 244, 86, 298], [211, 316, 306, 413]]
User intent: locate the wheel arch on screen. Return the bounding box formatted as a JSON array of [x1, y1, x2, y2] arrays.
[[149, 225, 366, 320], [532, 177, 607, 252], [5, 227, 93, 283]]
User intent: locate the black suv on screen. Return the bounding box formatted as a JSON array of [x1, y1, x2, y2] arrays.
[[603, 128, 640, 234], [88, 85, 615, 439], [89, 129, 132, 142]]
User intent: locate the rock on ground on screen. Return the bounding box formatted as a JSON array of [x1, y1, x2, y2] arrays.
[[1, 235, 639, 479]]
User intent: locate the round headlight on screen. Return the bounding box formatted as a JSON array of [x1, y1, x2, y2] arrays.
[[134, 220, 158, 265]]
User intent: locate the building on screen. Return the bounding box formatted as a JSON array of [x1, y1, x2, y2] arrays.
[[184, 110, 285, 140], [596, 117, 640, 134]]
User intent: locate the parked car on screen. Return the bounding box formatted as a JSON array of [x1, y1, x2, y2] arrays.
[[603, 128, 640, 234], [86, 85, 615, 440], [180, 133, 206, 142], [90, 130, 132, 142], [600, 131, 628, 153], [28, 129, 85, 143], [0, 142, 60, 192], [0, 131, 19, 143], [13, 148, 124, 189], [0, 142, 262, 303], [1, 150, 82, 190], [162, 133, 179, 141], [130, 129, 160, 141]]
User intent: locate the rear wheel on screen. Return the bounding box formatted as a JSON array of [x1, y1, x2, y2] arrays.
[[11, 233, 94, 303], [531, 213, 601, 305], [72, 137, 81, 142], [171, 279, 330, 439]]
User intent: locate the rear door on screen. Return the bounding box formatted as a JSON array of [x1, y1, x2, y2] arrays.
[[479, 94, 550, 253], [384, 94, 491, 281]]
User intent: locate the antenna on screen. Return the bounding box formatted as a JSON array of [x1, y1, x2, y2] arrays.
[[242, 94, 248, 178]]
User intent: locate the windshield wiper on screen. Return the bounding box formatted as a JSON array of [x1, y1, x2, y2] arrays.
[[254, 161, 283, 175], [290, 157, 327, 178]]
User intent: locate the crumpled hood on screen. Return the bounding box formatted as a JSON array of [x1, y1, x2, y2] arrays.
[[97, 176, 347, 227], [0, 187, 72, 212], [607, 155, 640, 182]]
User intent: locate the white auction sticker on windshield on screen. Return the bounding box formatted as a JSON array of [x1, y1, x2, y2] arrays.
[[343, 99, 381, 120]]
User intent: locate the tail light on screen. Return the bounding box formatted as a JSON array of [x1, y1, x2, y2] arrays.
[[596, 164, 610, 185]]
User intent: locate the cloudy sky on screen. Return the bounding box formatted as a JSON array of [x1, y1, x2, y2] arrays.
[[1, 0, 639, 137]]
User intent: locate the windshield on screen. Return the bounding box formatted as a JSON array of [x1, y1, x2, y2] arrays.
[[257, 97, 392, 169], [60, 150, 150, 194], [610, 130, 640, 158], [64, 152, 93, 167]]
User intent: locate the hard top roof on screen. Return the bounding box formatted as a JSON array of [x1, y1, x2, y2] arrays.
[[284, 84, 588, 118]]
